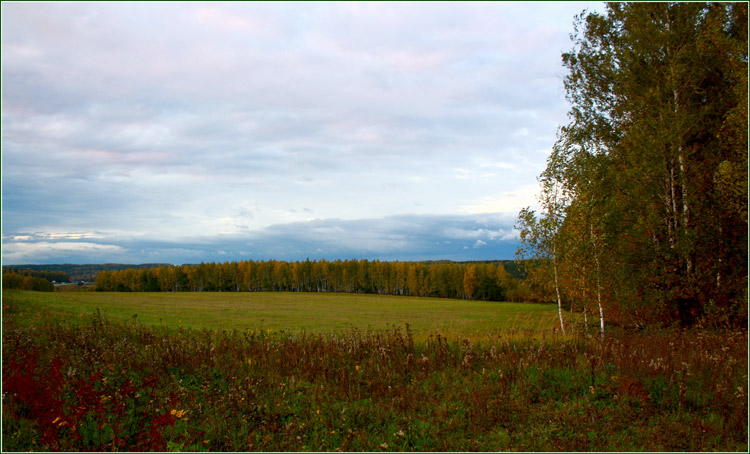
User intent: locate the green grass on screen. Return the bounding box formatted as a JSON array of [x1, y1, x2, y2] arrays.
[[2, 290, 563, 340]]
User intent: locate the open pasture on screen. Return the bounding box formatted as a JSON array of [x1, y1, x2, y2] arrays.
[[3, 290, 562, 340]]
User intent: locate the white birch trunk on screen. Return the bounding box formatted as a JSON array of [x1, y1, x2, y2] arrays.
[[552, 240, 566, 336], [591, 224, 604, 338]]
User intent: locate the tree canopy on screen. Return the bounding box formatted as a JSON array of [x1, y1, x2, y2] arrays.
[[518, 2, 747, 328]]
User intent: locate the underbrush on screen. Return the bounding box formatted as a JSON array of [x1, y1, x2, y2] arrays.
[[2, 306, 747, 451]]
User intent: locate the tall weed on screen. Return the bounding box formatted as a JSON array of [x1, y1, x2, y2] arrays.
[[2, 305, 747, 451]]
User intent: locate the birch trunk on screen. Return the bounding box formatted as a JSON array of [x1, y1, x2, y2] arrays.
[[677, 149, 692, 274], [552, 239, 566, 336], [591, 224, 604, 338]]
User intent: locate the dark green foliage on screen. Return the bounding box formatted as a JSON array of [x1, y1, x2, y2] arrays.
[[474, 275, 505, 301]]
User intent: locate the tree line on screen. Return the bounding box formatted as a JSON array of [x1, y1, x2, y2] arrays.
[[5, 263, 170, 282], [2, 267, 70, 283], [517, 2, 747, 331], [2, 271, 55, 292], [94, 259, 538, 302]]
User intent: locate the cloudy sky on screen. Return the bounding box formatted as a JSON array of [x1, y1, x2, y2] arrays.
[[2, 1, 602, 265]]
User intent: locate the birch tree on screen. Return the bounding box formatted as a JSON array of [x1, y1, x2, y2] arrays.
[[516, 175, 568, 334], [539, 2, 747, 326]]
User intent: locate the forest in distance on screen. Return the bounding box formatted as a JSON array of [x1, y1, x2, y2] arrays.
[[91, 260, 528, 303], [3, 263, 172, 283]]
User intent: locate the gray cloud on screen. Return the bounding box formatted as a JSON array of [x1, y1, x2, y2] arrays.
[[2, 1, 603, 264], [2, 213, 520, 264]]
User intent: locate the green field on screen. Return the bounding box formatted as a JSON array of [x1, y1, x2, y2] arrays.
[[3, 290, 562, 339]]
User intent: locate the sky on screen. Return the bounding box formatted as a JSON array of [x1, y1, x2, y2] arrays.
[[2, 1, 603, 265]]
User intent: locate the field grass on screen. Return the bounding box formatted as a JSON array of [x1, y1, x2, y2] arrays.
[[3, 290, 563, 341], [2, 290, 747, 452]]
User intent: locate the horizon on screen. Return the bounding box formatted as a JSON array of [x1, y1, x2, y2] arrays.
[[4, 257, 525, 268], [2, 2, 604, 265]]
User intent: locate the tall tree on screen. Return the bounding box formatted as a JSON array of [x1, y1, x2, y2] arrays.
[[540, 2, 747, 326]]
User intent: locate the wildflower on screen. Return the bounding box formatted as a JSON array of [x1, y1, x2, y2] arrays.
[[52, 417, 68, 427], [589, 386, 595, 395], [394, 430, 405, 438], [380, 443, 389, 449], [355, 365, 360, 371], [247, 358, 252, 366]]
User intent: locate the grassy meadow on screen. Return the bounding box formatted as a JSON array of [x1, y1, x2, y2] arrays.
[[2, 290, 748, 452], [3, 290, 563, 341]]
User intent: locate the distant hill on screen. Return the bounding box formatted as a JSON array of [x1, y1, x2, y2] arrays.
[[2, 267, 71, 283], [3, 263, 172, 282]]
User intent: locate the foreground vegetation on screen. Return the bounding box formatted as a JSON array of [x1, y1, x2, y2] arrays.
[[3, 291, 747, 452]]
